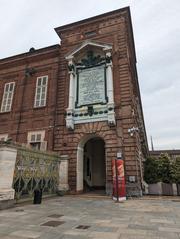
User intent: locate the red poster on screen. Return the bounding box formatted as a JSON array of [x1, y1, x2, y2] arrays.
[[112, 159, 126, 201]]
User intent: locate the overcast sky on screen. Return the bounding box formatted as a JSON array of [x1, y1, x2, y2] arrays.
[[0, 0, 180, 150]]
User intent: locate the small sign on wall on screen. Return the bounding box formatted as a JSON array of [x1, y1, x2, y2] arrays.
[[117, 152, 122, 159], [129, 176, 136, 182]]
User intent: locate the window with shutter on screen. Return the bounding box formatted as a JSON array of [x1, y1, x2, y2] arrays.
[[1, 82, 15, 112], [27, 131, 47, 151], [34, 76, 48, 107]]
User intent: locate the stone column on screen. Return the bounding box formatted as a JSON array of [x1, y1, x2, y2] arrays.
[[66, 59, 75, 130], [58, 155, 69, 192], [105, 51, 116, 125], [0, 146, 17, 207], [106, 52, 114, 104], [68, 71, 75, 110]]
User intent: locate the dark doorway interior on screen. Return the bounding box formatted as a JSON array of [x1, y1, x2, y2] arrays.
[[83, 137, 106, 194]]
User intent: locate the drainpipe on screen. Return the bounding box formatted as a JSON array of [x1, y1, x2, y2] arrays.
[[16, 58, 36, 142]]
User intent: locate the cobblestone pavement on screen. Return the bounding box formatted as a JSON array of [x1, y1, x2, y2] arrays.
[[0, 196, 180, 239]]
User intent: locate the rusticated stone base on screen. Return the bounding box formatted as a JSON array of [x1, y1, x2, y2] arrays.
[[126, 183, 142, 197]]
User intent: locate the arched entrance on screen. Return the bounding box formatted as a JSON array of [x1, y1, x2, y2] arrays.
[[77, 135, 106, 194]]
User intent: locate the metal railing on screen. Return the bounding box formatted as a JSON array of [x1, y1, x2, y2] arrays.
[[13, 146, 59, 201]]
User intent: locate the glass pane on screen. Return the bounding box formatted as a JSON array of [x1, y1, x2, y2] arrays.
[[2, 99, 7, 105], [37, 88, 41, 94], [43, 77, 47, 85], [5, 84, 9, 92], [42, 87, 46, 93], [37, 78, 42, 86], [31, 134, 36, 142], [30, 142, 41, 150], [41, 93, 45, 99], [40, 100, 45, 106], [9, 83, 14, 91], [35, 101, 39, 107], [36, 134, 41, 141]]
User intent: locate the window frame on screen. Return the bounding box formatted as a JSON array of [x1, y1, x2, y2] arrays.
[[0, 82, 15, 113], [27, 130, 47, 151], [34, 75, 48, 108]]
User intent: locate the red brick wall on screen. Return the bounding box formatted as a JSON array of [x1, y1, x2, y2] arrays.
[[0, 8, 148, 196], [0, 46, 60, 150], [54, 8, 147, 194]]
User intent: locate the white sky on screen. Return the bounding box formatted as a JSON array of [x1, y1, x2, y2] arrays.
[[0, 0, 180, 150]]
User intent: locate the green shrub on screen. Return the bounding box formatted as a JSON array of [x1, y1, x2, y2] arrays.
[[157, 154, 172, 183], [170, 157, 180, 184], [144, 153, 180, 184], [144, 157, 159, 184]]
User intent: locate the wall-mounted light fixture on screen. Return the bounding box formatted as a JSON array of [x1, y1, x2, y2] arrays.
[[128, 127, 139, 136], [25, 67, 36, 77]]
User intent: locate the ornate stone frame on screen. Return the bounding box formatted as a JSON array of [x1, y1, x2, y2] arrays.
[[65, 40, 116, 130], [75, 64, 108, 108]]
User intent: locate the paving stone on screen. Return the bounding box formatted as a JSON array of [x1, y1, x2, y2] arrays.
[[0, 196, 180, 239], [63, 229, 89, 236], [159, 227, 180, 233], [128, 224, 158, 231], [10, 230, 42, 238], [61, 235, 91, 239], [150, 218, 175, 224], [41, 220, 65, 227], [90, 231, 119, 239], [91, 226, 119, 232], [48, 214, 64, 218], [99, 222, 127, 228], [0, 237, 28, 239], [119, 234, 152, 239]]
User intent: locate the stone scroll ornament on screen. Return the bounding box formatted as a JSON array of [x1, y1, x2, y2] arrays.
[[112, 158, 126, 202]]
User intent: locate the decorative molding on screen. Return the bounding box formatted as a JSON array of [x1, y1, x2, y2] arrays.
[[65, 40, 112, 60], [76, 51, 105, 67], [65, 40, 115, 129], [68, 64, 75, 72]]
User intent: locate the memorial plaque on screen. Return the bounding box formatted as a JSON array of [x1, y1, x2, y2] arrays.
[[76, 65, 106, 107]]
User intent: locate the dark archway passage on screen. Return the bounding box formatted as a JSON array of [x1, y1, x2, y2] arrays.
[[83, 137, 106, 194]]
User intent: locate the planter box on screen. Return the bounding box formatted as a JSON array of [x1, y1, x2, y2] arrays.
[[162, 183, 173, 196], [148, 182, 179, 196], [148, 182, 162, 195], [177, 184, 180, 196]]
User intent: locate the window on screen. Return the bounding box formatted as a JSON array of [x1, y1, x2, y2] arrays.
[[27, 131, 47, 151], [1, 82, 15, 112], [0, 134, 8, 141], [34, 76, 48, 107]]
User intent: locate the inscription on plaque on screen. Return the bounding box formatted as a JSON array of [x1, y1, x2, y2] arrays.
[[77, 65, 106, 107]]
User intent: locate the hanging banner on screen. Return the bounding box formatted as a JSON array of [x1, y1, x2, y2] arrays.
[[112, 158, 126, 202]]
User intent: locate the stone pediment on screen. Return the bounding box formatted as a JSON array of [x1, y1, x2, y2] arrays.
[[65, 40, 112, 60]]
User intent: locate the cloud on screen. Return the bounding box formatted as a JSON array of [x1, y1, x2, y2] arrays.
[[0, 0, 179, 149]]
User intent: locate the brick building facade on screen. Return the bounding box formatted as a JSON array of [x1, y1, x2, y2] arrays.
[[0, 7, 148, 196], [149, 150, 180, 160]]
